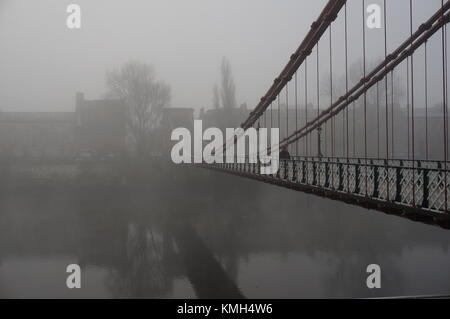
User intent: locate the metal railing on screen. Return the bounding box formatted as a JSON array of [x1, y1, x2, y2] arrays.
[[209, 156, 450, 217]]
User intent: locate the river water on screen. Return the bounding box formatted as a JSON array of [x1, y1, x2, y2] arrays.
[[0, 165, 449, 298]]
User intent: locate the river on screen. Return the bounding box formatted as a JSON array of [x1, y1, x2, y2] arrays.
[[0, 164, 449, 298]]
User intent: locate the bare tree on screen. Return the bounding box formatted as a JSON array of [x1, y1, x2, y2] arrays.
[[213, 85, 220, 109], [321, 59, 404, 106], [106, 61, 171, 157], [220, 57, 237, 109]]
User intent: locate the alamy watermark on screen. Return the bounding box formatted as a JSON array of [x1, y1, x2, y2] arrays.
[[170, 120, 280, 175], [66, 4, 81, 29], [66, 264, 81, 289], [366, 264, 381, 289]]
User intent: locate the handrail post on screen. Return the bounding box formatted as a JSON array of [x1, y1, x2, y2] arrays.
[[313, 159, 317, 186], [338, 159, 344, 191], [324, 159, 330, 188], [373, 159, 379, 198], [355, 159, 361, 194], [302, 159, 307, 184], [292, 160, 297, 182], [284, 160, 289, 180], [395, 160, 403, 202], [421, 162, 429, 209]]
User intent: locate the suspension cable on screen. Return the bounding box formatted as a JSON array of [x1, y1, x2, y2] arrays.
[[295, 71, 298, 156], [286, 84, 289, 150], [345, 2, 349, 190], [425, 42, 429, 160], [442, 0, 448, 211], [446, 14, 449, 162], [353, 101, 356, 157], [410, 0, 416, 205], [384, 0, 390, 200], [330, 24, 335, 161], [264, 99, 267, 129], [305, 57, 309, 156], [363, 0, 368, 194], [377, 81, 380, 158], [270, 101, 273, 131], [407, 56, 410, 160], [317, 43, 321, 157], [391, 71, 394, 157], [278, 94, 281, 145]]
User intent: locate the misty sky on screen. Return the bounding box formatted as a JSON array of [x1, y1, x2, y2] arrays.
[[0, 0, 446, 113]]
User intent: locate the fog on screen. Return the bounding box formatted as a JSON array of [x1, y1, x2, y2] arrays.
[[0, 0, 445, 113], [0, 0, 328, 112]]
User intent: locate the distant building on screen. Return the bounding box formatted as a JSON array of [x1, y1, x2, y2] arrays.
[[0, 93, 197, 160], [75, 92, 126, 156], [0, 92, 127, 160], [0, 111, 76, 159]]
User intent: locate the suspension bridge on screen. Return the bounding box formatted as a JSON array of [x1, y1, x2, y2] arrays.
[[198, 0, 450, 229]]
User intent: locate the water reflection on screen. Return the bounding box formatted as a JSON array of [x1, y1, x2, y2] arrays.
[[0, 164, 449, 298]]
